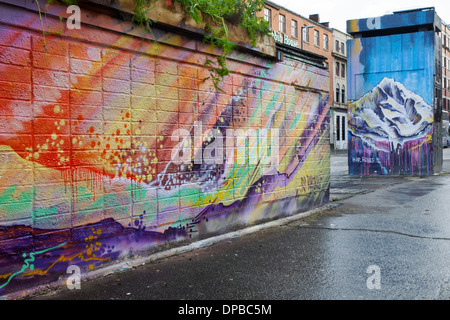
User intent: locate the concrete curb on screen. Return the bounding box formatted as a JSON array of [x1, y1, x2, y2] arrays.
[[5, 203, 338, 300]]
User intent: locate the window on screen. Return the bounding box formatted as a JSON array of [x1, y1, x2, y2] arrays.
[[279, 14, 286, 33], [336, 61, 340, 77], [303, 25, 309, 42], [336, 84, 340, 103], [335, 40, 340, 52], [291, 20, 298, 39], [314, 30, 320, 46], [341, 116, 346, 141], [342, 85, 346, 104], [323, 34, 329, 50], [264, 8, 271, 29], [336, 116, 341, 141], [341, 63, 346, 78], [341, 42, 345, 54]]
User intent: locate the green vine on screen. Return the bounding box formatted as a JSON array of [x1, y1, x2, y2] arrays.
[[36, 0, 79, 52], [132, 0, 153, 31], [34, 0, 48, 53], [48, 0, 78, 5], [134, 0, 270, 91]]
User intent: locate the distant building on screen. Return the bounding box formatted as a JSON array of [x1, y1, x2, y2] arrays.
[[442, 22, 450, 113], [261, 1, 334, 110], [261, 2, 354, 150], [331, 28, 352, 151], [440, 21, 450, 146]]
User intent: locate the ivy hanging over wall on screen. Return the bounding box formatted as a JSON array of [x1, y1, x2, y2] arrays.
[[46, 0, 270, 90], [169, 0, 270, 90]]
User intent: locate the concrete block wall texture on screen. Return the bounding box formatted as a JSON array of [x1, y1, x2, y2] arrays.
[[0, 1, 330, 296]]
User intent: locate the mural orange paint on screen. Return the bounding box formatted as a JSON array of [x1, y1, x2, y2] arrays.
[[0, 1, 330, 296]]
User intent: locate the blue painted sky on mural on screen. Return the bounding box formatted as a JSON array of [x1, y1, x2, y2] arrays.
[[347, 30, 436, 104], [271, 0, 450, 33]]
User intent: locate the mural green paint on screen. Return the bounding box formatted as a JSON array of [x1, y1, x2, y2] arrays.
[[0, 0, 330, 295]]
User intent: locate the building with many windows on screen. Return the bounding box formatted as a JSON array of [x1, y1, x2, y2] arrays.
[[261, 1, 353, 150], [261, 1, 334, 110], [331, 28, 352, 151], [441, 21, 450, 146]]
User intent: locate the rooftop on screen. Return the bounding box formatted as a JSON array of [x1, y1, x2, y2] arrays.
[[264, 0, 332, 31], [347, 6, 442, 36]]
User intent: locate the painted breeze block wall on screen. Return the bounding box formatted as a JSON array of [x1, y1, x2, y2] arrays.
[[0, 0, 330, 296], [347, 8, 443, 176]]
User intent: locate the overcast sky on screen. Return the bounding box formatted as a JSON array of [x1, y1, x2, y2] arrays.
[[270, 0, 450, 32]]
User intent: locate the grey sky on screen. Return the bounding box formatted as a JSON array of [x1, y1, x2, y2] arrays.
[[270, 0, 450, 33]]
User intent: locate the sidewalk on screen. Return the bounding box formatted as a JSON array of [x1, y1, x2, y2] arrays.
[[28, 148, 450, 300], [330, 148, 450, 202]]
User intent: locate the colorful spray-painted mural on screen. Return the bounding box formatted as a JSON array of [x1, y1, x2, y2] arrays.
[[347, 8, 442, 176], [0, 1, 330, 296]]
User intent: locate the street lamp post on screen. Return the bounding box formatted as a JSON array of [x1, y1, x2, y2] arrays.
[[301, 25, 315, 50]]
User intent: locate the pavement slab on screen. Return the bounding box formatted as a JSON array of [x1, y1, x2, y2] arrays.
[[26, 149, 450, 301]]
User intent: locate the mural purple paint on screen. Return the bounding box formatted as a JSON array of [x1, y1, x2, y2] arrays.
[[347, 8, 442, 176], [0, 1, 330, 296]]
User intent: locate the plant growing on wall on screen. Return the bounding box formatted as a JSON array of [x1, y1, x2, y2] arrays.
[[47, 0, 270, 90], [37, 0, 80, 52], [171, 0, 270, 90]]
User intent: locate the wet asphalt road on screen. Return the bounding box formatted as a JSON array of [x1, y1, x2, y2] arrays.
[[30, 149, 450, 300]]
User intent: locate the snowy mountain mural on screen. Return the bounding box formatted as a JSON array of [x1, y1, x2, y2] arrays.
[[349, 78, 433, 152], [348, 78, 434, 175]]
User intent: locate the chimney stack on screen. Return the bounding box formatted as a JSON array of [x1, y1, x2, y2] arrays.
[[309, 14, 320, 23]]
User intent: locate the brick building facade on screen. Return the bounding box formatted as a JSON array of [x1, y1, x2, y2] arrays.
[[261, 1, 334, 113], [442, 23, 450, 113], [331, 28, 352, 151], [0, 0, 330, 297]]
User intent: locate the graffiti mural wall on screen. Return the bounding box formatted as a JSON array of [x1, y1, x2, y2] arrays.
[[0, 1, 330, 296], [347, 9, 442, 176]]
